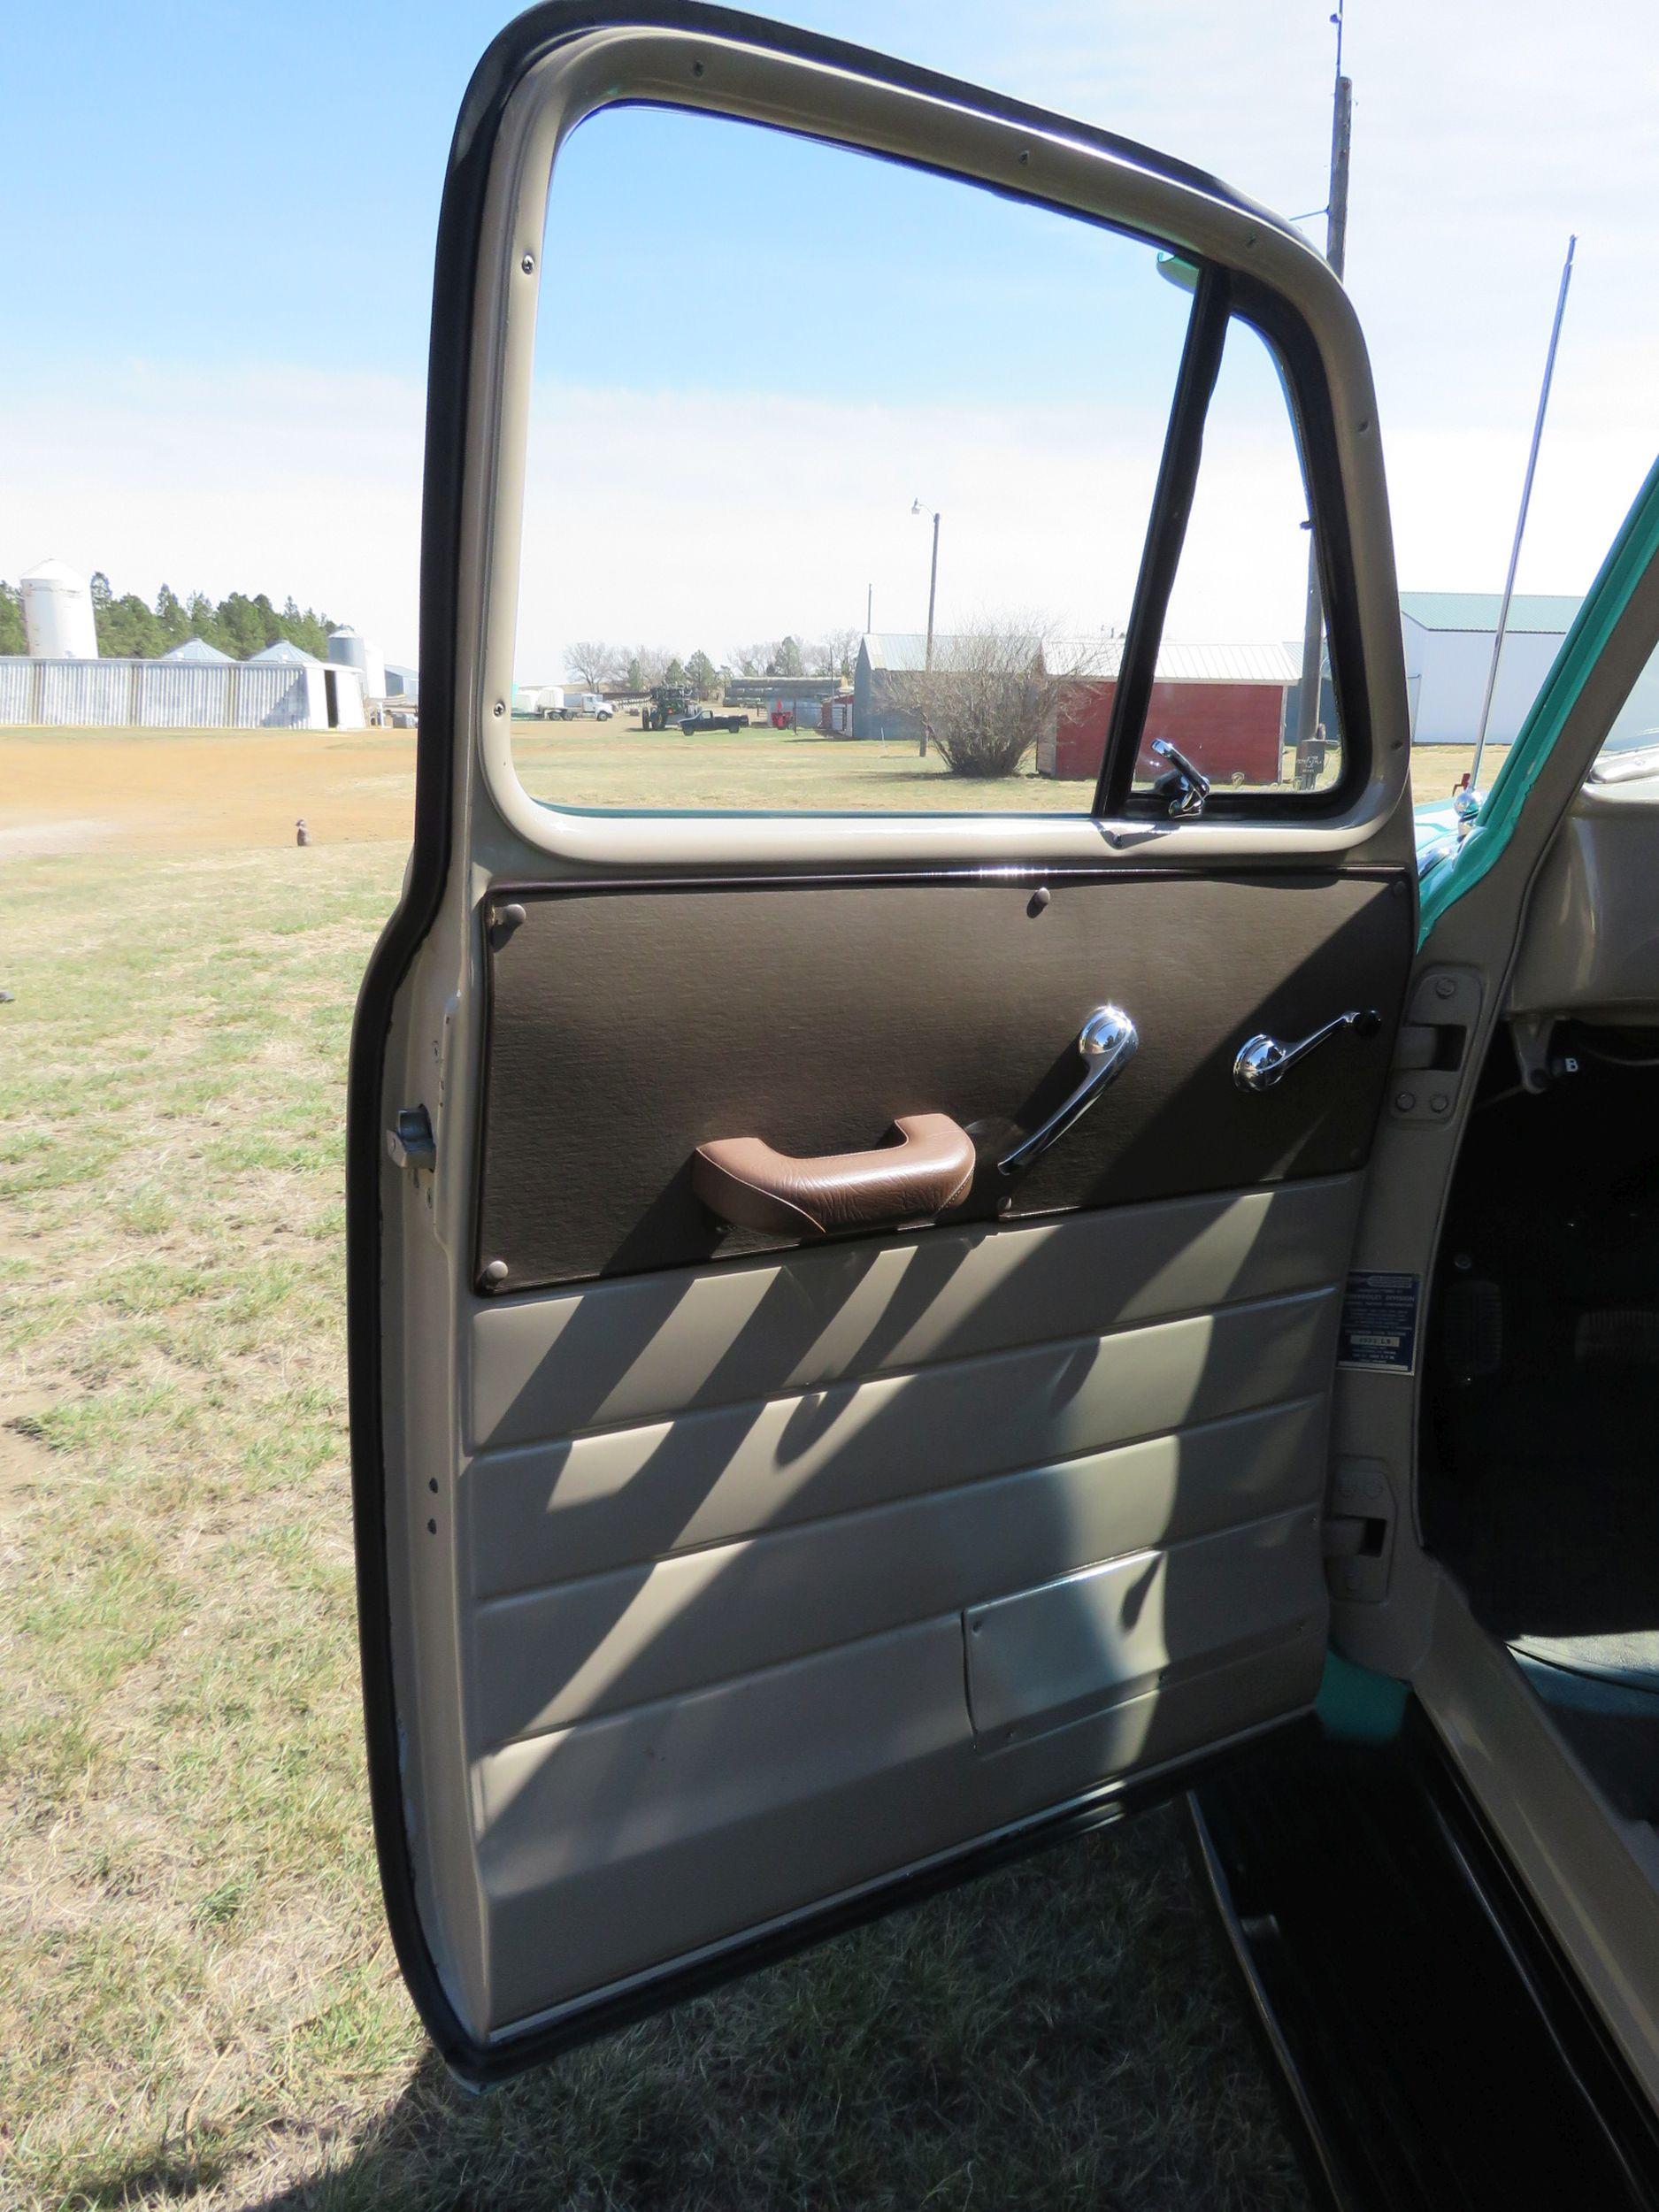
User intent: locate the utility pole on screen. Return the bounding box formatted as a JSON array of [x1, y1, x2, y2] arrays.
[[1294, 8, 1352, 777], [912, 500, 941, 755], [866, 582, 872, 634], [1468, 235, 1578, 795]]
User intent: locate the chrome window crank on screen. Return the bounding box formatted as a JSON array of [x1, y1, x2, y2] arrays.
[[999, 1004, 1138, 1175], [1149, 737, 1210, 818], [1233, 1008, 1380, 1092]]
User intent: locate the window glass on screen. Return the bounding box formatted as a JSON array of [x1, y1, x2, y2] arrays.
[[1593, 626, 1659, 772], [511, 106, 1194, 813], [1134, 313, 1342, 800]]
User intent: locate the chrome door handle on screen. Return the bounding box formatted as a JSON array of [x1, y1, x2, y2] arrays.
[[1233, 1008, 1380, 1092], [999, 1004, 1138, 1175]]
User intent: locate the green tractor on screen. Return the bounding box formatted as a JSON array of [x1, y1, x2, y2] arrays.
[[639, 683, 694, 731], [640, 683, 749, 734]]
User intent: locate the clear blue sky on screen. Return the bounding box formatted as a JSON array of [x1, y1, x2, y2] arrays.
[[8, 1, 1658, 666]]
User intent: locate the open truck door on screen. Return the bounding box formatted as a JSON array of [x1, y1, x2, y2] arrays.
[[348, 1, 1415, 2083]]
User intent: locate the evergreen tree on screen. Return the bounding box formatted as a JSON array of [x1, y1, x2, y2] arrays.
[[626, 653, 643, 691], [154, 585, 190, 646], [214, 593, 267, 659], [101, 593, 165, 657], [664, 655, 687, 687], [685, 649, 717, 698], [767, 635, 805, 677], [50, 571, 351, 660], [0, 583, 25, 656]]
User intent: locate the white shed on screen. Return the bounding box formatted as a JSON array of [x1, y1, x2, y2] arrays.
[[1400, 592, 1579, 747]]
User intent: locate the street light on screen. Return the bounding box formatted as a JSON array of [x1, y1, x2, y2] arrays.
[[911, 498, 941, 757]]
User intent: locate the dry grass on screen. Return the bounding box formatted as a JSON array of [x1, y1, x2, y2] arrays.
[[0, 828, 1310, 2209], [0, 718, 1501, 864]]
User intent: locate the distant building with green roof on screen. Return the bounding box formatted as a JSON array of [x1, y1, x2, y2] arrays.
[[1401, 590, 1580, 748]]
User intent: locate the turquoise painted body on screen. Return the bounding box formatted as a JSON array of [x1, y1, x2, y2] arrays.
[[1317, 1650, 1409, 1743], [1417, 457, 1659, 948]]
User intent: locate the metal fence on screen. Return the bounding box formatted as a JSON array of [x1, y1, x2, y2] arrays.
[[0, 657, 313, 729]]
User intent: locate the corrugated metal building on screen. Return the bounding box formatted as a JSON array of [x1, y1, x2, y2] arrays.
[[1400, 592, 1579, 746], [852, 633, 1042, 744], [0, 654, 365, 730]]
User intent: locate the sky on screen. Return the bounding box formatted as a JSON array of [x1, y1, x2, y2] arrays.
[[6, 0, 1659, 673]]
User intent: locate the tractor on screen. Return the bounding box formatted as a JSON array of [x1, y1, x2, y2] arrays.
[[639, 683, 749, 734]]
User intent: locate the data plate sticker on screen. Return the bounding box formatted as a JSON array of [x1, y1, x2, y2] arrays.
[[1338, 1271, 1419, 1373]]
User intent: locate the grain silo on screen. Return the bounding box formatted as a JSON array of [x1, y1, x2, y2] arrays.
[[326, 625, 386, 703], [20, 559, 97, 659]]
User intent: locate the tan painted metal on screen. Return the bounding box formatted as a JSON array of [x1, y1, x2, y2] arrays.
[[375, 16, 1425, 2051]]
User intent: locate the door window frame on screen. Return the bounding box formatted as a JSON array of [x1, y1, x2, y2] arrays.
[[439, 8, 1408, 875]]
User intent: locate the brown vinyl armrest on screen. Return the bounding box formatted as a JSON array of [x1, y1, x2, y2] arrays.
[[693, 1114, 976, 1236]]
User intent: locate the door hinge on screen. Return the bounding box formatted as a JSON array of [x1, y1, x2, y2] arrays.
[[387, 1104, 437, 1175], [1324, 1458, 1395, 1603]]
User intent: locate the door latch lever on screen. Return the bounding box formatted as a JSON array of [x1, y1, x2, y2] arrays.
[[387, 1105, 436, 1175]]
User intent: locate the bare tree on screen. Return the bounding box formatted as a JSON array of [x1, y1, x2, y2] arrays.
[[634, 643, 674, 688], [566, 639, 619, 688], [886, 618, 1102, 778], [822, 627, 860, 681], [730, 641, 777, 679]]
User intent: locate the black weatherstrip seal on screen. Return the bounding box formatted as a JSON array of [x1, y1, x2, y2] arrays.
[[1094, 265, 1230, 817], [346, 0, 1373, 2086]]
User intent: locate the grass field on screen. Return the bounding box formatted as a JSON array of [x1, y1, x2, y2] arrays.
[[0, 712, 1499, 2205], [0, 718, 1508, 859], [0, 823, 1312, 2209]]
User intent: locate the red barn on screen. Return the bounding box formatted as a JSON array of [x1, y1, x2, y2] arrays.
[[1039, 641, 1300, 787]]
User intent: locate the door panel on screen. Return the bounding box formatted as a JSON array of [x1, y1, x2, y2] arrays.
[[477, 871, 1409, 1289], [474, 1554, 1323, 2033], [350, 3, 1415, 2079], [451, 1164, 1358, 2033]]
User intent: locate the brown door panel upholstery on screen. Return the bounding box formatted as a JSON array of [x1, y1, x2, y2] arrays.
[[477, 868, 1411, 1291]]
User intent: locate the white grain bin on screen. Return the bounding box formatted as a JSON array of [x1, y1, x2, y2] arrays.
[[21, 559, 97, 659], [326, 625, 387, 703]]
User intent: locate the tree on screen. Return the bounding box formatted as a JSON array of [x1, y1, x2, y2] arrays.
[[214, 593, 269, 660], [100, 593, 164, 657], [823, 627, 859, 681], [566, 639, 618, 689], [730, 641, 770, 677], [278, 597, 335, 658], [664, 655, 687, 688], [685, 649, 718, 698], [634, 645, 672, 688], [28, 570, 344, 660], [626, 653, 644, 692], [91, 573, 164, 657], [0, 583, 25, 656], [886, 618, 1100, 778], [154, 585, 190, 647], [767, 635, 805, 678], [187, 593, 225, 650]]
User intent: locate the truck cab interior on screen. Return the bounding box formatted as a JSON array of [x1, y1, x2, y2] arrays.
[[1424, 685, 1659, 1828]]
